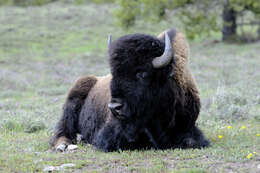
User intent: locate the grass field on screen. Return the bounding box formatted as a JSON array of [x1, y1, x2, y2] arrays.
[[0, 1, 259, 172]]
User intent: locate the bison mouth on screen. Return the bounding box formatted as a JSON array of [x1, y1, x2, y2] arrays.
[[108, 98, 126, 120]]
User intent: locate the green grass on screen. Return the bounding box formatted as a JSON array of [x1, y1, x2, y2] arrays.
[[0, 1, 260, 173]]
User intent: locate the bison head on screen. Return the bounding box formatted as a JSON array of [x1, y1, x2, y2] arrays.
[[107, 33, 178, 130]]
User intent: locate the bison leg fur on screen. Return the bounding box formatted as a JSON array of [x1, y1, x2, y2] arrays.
[[50, 76, 97, 151], [93, 120, 123, 152], [179, 125, 210, 149], [172, 91, 210, 149]]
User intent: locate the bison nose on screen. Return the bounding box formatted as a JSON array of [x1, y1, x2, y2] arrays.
[[108, 99, 126, 119], [108, 98, 127, 120]]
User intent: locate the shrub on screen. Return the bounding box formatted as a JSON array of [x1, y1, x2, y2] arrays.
[[2, 120, 24, 131], [0, 0, 57, 6], [74, 0, 115, 5], [24, 120, 46, 133], [207, 86, 251, 121]]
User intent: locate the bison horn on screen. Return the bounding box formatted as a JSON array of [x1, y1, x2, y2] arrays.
[[152, 32, 173, 68], [108, 34, 112, 49]]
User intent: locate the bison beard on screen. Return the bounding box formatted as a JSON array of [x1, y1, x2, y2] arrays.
[[50, 28, 210, 152]]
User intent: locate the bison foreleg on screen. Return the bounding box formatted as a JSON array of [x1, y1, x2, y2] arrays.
[[93, 120, 143, 152], [179, 125, 210, 149], [49, 98, 82, 151], [144, 128, 159, 149], [50, 76, 97, 151], [93, 120, 123, 152]]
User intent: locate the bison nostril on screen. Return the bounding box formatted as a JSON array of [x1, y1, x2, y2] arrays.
[[115, 105, 123, 110], [108, 102, 123, 110]]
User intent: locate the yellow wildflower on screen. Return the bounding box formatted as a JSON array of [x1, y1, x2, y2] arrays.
[[247, 153, 253, 159], [253, 152, 257, 155], [241, 125, 246, 129], [227, 125, 232, 129], [218, 135, 223, 139], [256, 133, 260, 137]]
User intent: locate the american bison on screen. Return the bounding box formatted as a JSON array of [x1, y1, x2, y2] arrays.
[[50, 28, 210, 152]]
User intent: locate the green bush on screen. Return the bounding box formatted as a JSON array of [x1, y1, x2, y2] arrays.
[[14, 0, 56, 6], [115, 0, 260, 40], [0, 0, 57, 6], [24, 120, 46, 133], [114, 0, 140, 29], [2, 120, 24, 132], [1, 118, 46, 133], [0, 0, 12, 5], [74, 0, 115, 5]]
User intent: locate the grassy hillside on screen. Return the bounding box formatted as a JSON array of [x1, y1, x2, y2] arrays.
[[0, 1, 259, 172]]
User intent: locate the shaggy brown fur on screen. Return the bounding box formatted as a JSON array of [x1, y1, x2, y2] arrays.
[[157, 29, 201, 124], [158, 29, 200, 97]]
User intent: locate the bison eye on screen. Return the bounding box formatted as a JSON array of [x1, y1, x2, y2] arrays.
[[136, 72, 148, 80]]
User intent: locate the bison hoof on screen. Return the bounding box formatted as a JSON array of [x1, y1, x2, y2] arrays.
[[67, 144, 78, 151], [56, 144, 78, 152], [182, 138, 196, 148], [56, 143, 67, 152]]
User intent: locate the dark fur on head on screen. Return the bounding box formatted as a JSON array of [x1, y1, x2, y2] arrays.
[[109, 34, 165, 76], [109, 34, 177, 123]]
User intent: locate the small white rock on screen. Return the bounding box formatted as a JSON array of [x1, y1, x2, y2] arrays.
[[43, 163, 75, 172], [67, 144, 78, 151], [43, 166, 56, 172], [60, 163, 76, 169], [257, 164, 260, 169], [56, 143, 67, 152]]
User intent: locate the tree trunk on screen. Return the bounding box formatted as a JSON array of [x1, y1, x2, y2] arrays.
[[257, 24, 260, 39], [222, 1, 237, 41]]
